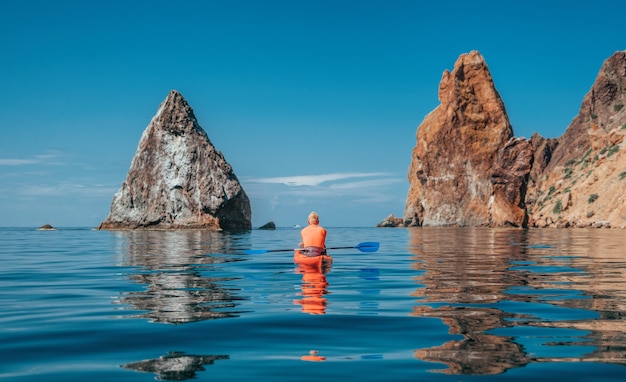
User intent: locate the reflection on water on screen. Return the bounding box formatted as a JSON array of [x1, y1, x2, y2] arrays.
[[123, 351, 228, 380], [300, 349, 326, 362], [3, 227, 626, 380], [111, 230, 247, 324], [408, 227, 626, 374], [293, 263, 331, 315]]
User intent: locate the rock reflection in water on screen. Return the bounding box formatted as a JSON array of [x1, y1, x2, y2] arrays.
[[123, 351, 228, 380], [412, 306, 530, 374], [112, 230, 246, 324], [508, 228, 626, 365], [409, 228, 531, 374], [408, 227, 626, 374]]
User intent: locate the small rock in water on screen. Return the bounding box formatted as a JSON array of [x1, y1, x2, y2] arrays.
[[37, 224, 57, 230]]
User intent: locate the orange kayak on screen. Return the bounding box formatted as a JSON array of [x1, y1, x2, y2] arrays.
[[293, 250, 333, 267]]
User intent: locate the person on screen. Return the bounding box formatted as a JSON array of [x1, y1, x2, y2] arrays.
[[299, 211, 327, 257]]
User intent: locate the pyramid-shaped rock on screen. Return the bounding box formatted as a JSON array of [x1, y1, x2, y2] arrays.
[[98, 90, 251, 230]]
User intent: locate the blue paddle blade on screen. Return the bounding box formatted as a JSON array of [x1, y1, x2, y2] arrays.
[[355, 242, 380, 252]]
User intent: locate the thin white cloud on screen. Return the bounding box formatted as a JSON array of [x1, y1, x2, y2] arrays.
[[328, 178, 405, 190], [243, 172, 407, 215], [0, 152, 65, 166], [0, 158, 39, 166], [248, 172, 392, 187], [17, 182, 119, 198]]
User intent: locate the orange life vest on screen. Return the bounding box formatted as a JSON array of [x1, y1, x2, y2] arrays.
[[300, 224, 326, 249]]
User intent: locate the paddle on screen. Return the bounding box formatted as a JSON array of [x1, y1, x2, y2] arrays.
[[244, 241, 380, 255]]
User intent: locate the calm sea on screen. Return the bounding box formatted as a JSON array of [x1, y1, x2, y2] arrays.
[[1, 226, 625, 381]]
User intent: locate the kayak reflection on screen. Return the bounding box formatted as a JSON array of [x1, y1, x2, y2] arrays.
[[301, 349, 326, 362], [293, 251, 332, 315]]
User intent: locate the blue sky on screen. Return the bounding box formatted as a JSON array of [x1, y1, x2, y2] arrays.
[[1, 1, 625, 228]]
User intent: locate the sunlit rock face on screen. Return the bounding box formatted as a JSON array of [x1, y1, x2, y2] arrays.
[[98, 90, 251, 231], [527, 51, 626, 228], [403, 50, 626, 229], [404, 51, 532, 227]]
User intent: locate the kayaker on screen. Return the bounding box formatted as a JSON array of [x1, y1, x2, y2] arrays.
[[299, 211, 327, 257]]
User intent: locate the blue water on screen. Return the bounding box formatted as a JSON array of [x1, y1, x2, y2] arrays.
[[1, 227, 625, 381]]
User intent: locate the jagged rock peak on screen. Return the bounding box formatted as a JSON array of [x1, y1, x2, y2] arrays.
[[404, 51, 532, 227], [98, 90, 252, 231], [527, 50, 626, 228], [153, 90, 204, 137]]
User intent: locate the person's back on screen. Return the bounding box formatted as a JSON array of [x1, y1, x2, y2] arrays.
[[299, 211, 327, 256], [301, 224, 326, 248]]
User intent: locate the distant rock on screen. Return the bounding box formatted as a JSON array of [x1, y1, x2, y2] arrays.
[[259, 221, 276, 230], [376, 214, 405, 227], [37, 224, 57, 230], [404, 51, 531, 227], [98, 90, 252, 231]]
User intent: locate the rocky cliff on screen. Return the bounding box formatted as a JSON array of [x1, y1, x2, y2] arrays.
[[527, 51, 626, 228], [402, 50, 626, 229], [98, 90, 251, 230], [404, 51, 532, 227]]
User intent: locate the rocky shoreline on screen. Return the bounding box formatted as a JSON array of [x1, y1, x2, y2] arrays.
[[95, 51, 625, 231], [397, 50, 626, 229]]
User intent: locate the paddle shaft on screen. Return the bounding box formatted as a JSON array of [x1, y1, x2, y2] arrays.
[[262, 246, 349, 253], [244, 242, 379, 255]]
